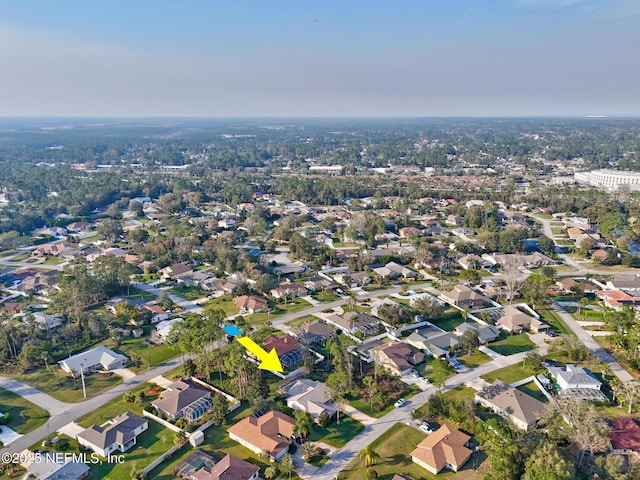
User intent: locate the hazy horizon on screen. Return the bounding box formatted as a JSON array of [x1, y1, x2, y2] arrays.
[[1, 0, 639, 117]]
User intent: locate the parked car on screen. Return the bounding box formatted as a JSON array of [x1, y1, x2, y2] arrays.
[[419, 420, 433, 434], [394, 398, 406, 408]]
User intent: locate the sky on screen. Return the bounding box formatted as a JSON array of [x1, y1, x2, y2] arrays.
[[0, 0, 639, 117]]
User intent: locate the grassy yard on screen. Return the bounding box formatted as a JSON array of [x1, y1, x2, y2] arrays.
[[431, 310, 465, 332], [200, 295, 238, 316], [458, 349, 492, 368], [247, 300, 313, 324], [147, 403, 298, 480], [90, 421, 176, 479], [7, 368, 122, 403], [92, 328, 178, 371], [413, 385, 476, 420], [76, 384, 157, 428], [481, 364, 539, 385], [285, 315, 320, 328], [538, 307, 571, 336], [169, 285, 206, 301], [307, 415, 364, 448], [0, 388, 49, 434], [42, 256, 63, 265], [10, 252, 30, 261], [348, 384, 421, 418], [488, 332, 535, 356], [339, 423, 481, 480], [517, 381, 548, 403]]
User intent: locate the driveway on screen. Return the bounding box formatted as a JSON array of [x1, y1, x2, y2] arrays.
[[0, 377, 68, 416], [112, 368, 137, 381]]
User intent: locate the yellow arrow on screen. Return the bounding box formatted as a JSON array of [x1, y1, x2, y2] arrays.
[[237, 336, 283, 372]]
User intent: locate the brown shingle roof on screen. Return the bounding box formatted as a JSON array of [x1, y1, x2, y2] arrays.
[[610, 417, 640, 453]]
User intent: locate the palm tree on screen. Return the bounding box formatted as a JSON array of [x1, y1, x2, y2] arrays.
[[358, 446, 380, 467], [294, 411, 313, 439]]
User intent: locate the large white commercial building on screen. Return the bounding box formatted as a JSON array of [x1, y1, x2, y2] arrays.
[[575, 169, 640, 192]]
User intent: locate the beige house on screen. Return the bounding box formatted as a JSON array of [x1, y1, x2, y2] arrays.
[[227, 410, 295, 461], [475, 380, 545, 431], [411, 425, 472, 474], [370, 341, 424, 376]]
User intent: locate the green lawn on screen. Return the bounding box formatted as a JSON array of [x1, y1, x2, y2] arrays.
[[10, 252, 30, 261], [481, 364, 539, 385], [169, 285, 206, 301], [147, 403, 298, 480], [248, 300, 313, 324], [488, 332, 535, 356], [99, 329, 179, 371], [308, 415, 364, 448], [458, 349, 491, 368], [7, 368, 122, 403], [200, 295, 238, 317], [339, 423, 481, 480], [90, 421, 175, 479], [413, 386, 476, 420], [0, 388, 49, 434], [431, 310, 465, 332], [517, 381, 548, 403], [42, 256, 63, 265], [538, 308, 571, 335], [348, 384, 421, 418]]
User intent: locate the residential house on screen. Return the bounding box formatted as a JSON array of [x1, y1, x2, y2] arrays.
[[609, 417, 640, 457], [398, 226, 423, 238], [445, 215, 464, 226], [153, 318, 183, 343], [160, 263, 194, 281], [547, 364, 609, 402], [406, 329, 459, 358], [285, 378, 337, 423], [190, 454, 260, 480], [294, 320, 337, 345], [547, 364, 602, 391], [457, 254, 485, 270], [372, 262, 418, 280], [325, 311, 381, 337], [77, 412, 148, 458], [440, 285, 489, 310], [66, 221, 92, 233], [411, 425, 473, 474], [142, 304, 171, 324], [261, 335, 303, 368], [453, 322, 500, 344], [32, 243, 67, 256], [303, 277, 336, 292], [475, 380, 545, 431], [370, 342, 424, 376], [27, 457, 90, 480], [152, 380, 213, 422], [227, 410, 296, 461], [233, 295, 268, 314], [497, 306, 549, 333], [596, 289, 640, 310], [218, 217, 237, 229], [59, 346, 128, 376], [270, 282, 307, 300], [30, 312, 64, 330]]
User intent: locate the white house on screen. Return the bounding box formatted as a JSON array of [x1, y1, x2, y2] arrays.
[[59, 346, 128, 376], [77, 412, 148, 458]]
